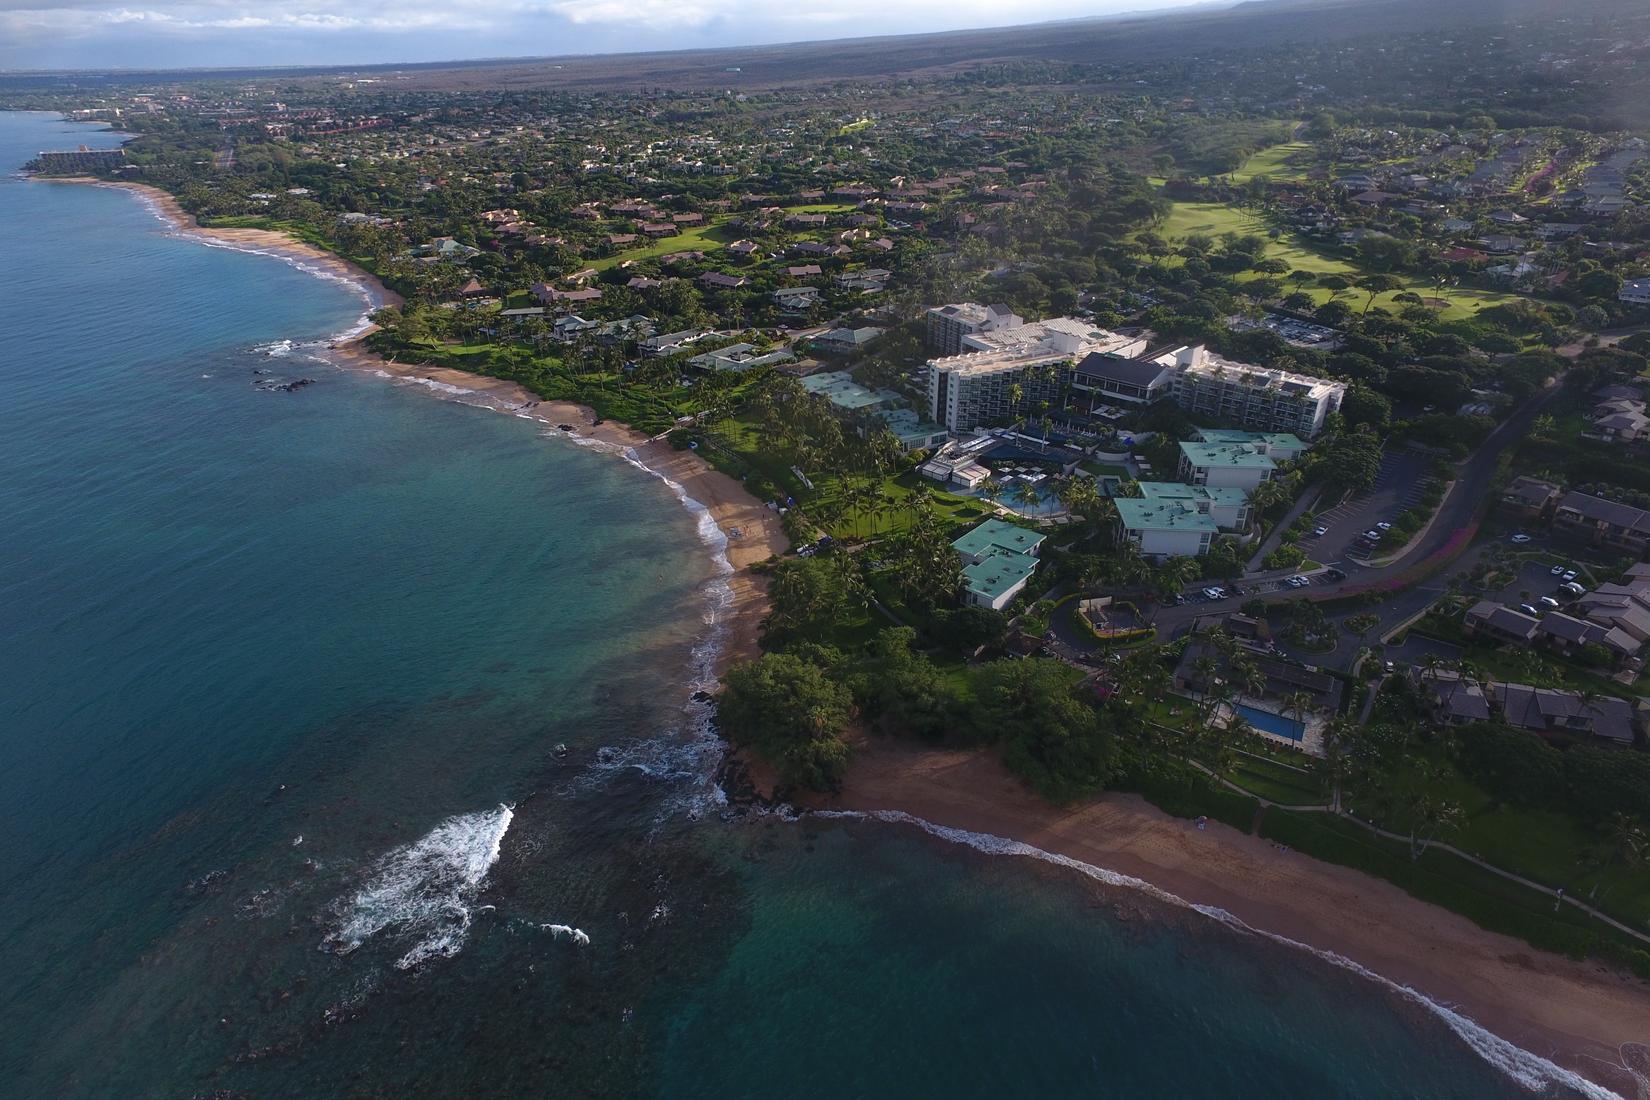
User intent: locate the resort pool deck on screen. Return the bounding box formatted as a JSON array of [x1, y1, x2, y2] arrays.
[[1233, 703, 1303, 741], [1216, 698, 1326, 757]]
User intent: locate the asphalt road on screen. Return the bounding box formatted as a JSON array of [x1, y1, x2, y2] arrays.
[[1151, 372, 1575, 656]]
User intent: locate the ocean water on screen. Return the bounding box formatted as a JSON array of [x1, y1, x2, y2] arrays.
[[0, 109, 1592, 1099]]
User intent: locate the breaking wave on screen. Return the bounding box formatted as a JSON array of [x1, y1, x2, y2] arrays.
[[816, 808, 1623, 1100], [324, 803, 513, 970]]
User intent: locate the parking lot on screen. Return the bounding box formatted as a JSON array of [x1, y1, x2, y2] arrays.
[[1295, 450, 1434, 565]]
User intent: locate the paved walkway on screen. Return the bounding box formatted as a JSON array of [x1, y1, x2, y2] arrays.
[[1245, 485, 1323, 571]]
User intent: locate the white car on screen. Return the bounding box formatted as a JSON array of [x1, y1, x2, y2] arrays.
[[1312, 525, 1328, 537], [1511, 534, 1532, 544], [1550, 564, 1566, 577], [1540, 596, 1560, 609], [1376, 521, 1393, 531], [1562, 570, 1578, 582]]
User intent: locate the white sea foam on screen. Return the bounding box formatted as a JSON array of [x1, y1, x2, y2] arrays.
[[540, 923, 591, 946], [325, 803, 513, 970], [815, 808, 1625, 1100], [547, 431, 737, 821]]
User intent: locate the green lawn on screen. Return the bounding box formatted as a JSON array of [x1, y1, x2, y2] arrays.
[[1149, 201, 1517, 321], [1224, 141, 1316, 183], [592, 202, 858, 271], [592, 218, 742, 270]]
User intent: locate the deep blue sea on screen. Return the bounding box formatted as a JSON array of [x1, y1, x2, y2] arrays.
[[0, 110, 1593, 1098]]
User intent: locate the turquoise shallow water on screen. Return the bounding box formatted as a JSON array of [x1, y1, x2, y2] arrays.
[[0, 110, 1589, 1098]]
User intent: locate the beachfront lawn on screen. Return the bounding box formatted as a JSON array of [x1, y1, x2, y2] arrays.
[[1223, 752, 1328, 806], [1345, 751, 1650, 930], [1261, 809, 1650, 974]]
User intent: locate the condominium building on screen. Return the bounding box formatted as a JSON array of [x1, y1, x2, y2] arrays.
[[1115, 497, 1219, 560], [1177, 441, 1277, 491], [925, 319, 1147, 432], [1135, 481, 1252, 530], [1168, 346, 1346, 439], [925, 302, 1023, 355]]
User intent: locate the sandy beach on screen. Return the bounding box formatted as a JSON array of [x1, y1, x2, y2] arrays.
[[40, 177, 404, 312], [53, 170, 1645, 1095], [324, 343, 786, 672], [47, 174, 783, 673], [799, 737, 1650, 1095]]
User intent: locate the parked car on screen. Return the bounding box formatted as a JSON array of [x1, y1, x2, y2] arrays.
[[1519, 603, 1540, 615], [1363, 529, 1382, 540], [1562, 570, 1578, 582], [1376, 521, 1393, 531], [1539, 596, 1560, 609], [1325, 568, 1346, 581], [1289, 575, 1310, 587], [1561, 582, 1585, 596], [1549, 564, 1565, 577], [1312, 525, 1328, 537], [1511, 534, 1532, 544]]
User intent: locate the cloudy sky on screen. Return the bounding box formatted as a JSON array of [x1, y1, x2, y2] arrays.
[[2, 0, 1203, 71]]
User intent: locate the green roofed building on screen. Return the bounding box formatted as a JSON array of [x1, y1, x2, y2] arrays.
[[1115, 497, 1218, 560], [1136, 482, 1251, 531], [801, 370, 948, 451], [1177, 442, 1276, 491], [953, 518, 1046, 610], [1192, 428, 1307, 463]]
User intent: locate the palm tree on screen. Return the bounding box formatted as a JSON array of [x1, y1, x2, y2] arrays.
[[979, 478, 1004, 505], [1014, 481, 1042, 512], [1584, 812, 1647, 900]]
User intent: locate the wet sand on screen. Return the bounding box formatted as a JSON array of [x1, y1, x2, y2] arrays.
[[802, 737, 1650, 1096]]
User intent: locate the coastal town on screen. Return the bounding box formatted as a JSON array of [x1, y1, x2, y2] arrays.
[[13, 0, 1650, 1079]]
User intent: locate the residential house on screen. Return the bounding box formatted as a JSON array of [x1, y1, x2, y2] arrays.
[[697, 272, 747, 290], [1491, 682, 1639, 745], [1499, 476, 1560, 520], [1412, 668, 1491, 725], [1552, 492, 1650, 557], [1464, 600, 1539, 644], [1620, 279, 1650, 306]]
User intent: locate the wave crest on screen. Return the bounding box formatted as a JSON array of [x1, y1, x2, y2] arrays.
[[324, 803, 513, 970]]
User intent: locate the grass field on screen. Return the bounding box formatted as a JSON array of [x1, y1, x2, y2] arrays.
[[592, 203, 857, 271], [1150, 201, 1516, 321], [1224, 141, 1316, 183]]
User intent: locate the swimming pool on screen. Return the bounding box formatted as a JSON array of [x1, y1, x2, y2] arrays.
[[1233, 703, 1305, 741]]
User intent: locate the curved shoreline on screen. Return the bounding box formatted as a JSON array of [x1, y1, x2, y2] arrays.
[[52, 170, 1649, 1097], [801, 739, 1650, 1097], [38, 174, 785, 677]]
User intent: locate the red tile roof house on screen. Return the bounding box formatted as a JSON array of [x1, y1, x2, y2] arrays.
[[531, 283, 604, 307]]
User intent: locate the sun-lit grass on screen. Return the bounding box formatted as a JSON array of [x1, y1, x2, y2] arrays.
[[1224, 141, 1316, 182], [1147, 201, 1516, 320]]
